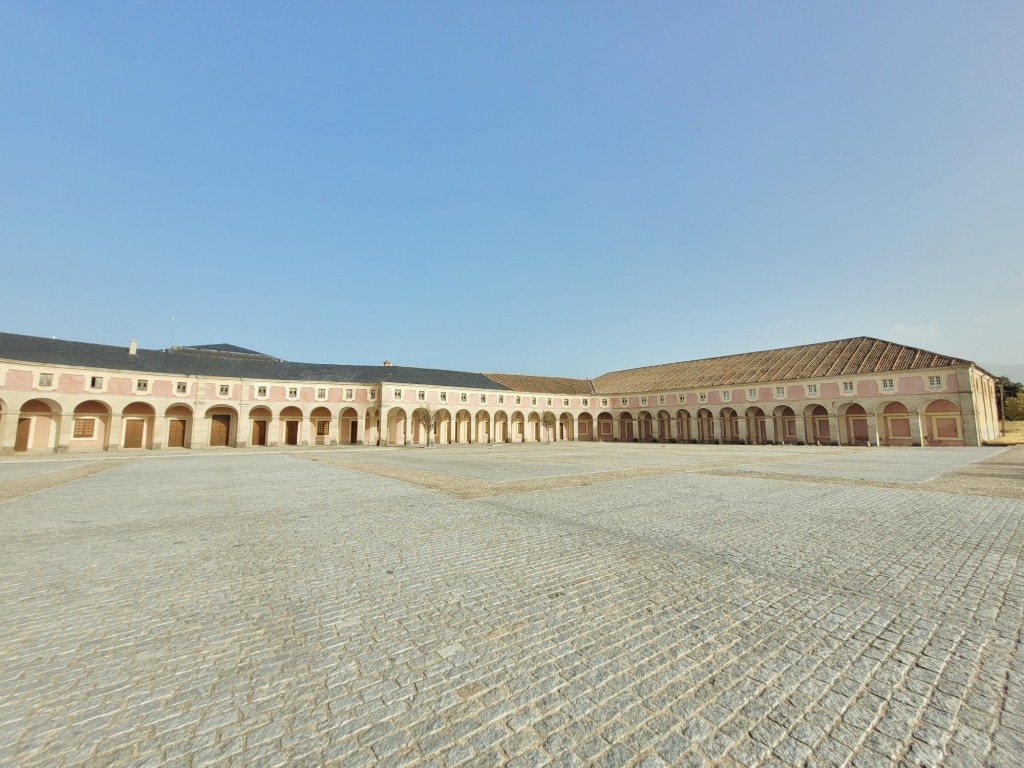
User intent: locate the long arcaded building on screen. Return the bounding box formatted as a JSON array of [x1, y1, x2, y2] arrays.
[[0, 331, 1001, 453]]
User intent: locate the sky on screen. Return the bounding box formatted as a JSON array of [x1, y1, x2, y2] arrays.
[[1, 3, 1021, 377]]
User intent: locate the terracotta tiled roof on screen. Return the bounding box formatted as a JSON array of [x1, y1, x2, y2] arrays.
[[484, 373, 595, 396], [590, 337, 974, 394]]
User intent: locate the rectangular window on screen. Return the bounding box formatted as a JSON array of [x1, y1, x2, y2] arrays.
[[601, 398, 608, 407], [257, 386, 268, 398], [317, 388, 327, 399], [39, 373, 53, 387], [176, 381, 188, 394], [807, 384, 818, 395], [881, 379, 894, 391], [546, 398, 552, 407], [440, 391, 447, 403], [136, 379, 148, 392], [498, 395, 505, 405], [515, 396, 522, 405], [640, 396, 648, 406], [531, 397, 537, 406], [748, 388, 757, 399], [460, 392, 468, 403], [90, 376, 103, 389], [620, 398, 628, 407], [582, 398, 589, 407], [288, 387, 298, 399], [316, 420, 330, 436], [417, 390, 425, 401], [929, 376, 942, 389], [722, 391, 731, 401], [775, 387, 785, 397], [393, 389, 402, 399], [843, 381, 854, 393], [563, 398, 570, 407], [345, 388, 354, 400], [73, 418, 95, 438], [219, 384, 230, 396], [658, 395, 666, 405], [480, 394, 487, 404], [369, 389, 376, 399], [699, 393, 708, 403]]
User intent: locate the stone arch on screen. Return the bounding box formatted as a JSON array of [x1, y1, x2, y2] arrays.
[[596, 412, 613, 442], [493, 410, 509, 443], [511, 411, 525, 442], [577, 412, 593, 441], [205, 404, 238, 448], [435, 408, 453, 444], [676, 409, 692, 442], [165, 404, 194, 449], [14, 398, 61, 452], [248, 405, 272, 447], [122, 401, 156, 449], [528, 412, 541, 442], [923, 399, 964, 446], [339, 406, 360, 445], [656, 410, 671, 442], [804, 404, 831, 445], [619, 411, 635, 442], [558, 412, 574, 442], [719, 407, 740, 443], [696, 409, 714, 443], [310, 406, 333, 446], [773, 405, 797, 445], [839, 402, 870, 446], [454, 409, 472, 444], [638, 410, 654, 441], [879, 401, 912, 446], [745, 407, 767, 444], [475, 410, 491, 444], [280, 405, 304, 446], [70, 400, 111, 452]]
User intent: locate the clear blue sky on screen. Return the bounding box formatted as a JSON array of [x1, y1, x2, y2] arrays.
[[2, 3, 1021, 376]]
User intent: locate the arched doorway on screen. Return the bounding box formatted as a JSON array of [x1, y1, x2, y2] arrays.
[[528, 412, 541, 442], [15, 399, 60, 452], [676, 410, 691, 442], [280, 405, 303, 446], [696, 409, 714, 443], [165, 404, 193, 448], [511, 411, 525, 442], [596, 412, 613, 442], [122, 402, 156, 449], [310, 406, 332, 446], [559, 412, 574, 441], [454, 410, 472, 443], [475, 411, 490, 443], [248, 406, 271, 446], [881, 402, 912, 446], [774, 406, 797, 444], [435, 408, 452, 444], [806, 405, 830, 445], [577, 412, 593, 441], [657, 410, 671, 442], [638, 411, 654, 441], [842, 403, 870, 446], [924, 400, 964, 446], [619, 412, 635, 442], [387, 407, 408, 445], [493, 411, 509, 443], [339, 407, 360, 445], [206, 405, 238, 448], [720, 408, 739, 443], [745, 407, 767, 444]]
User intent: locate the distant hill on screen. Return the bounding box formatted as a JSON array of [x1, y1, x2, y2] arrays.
[[983, 363, 1024, 383]]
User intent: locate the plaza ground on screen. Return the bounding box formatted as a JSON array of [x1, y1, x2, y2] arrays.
[[2, 443, 1023, 767]]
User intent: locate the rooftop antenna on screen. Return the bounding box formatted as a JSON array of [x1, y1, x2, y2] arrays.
[[170, 314, 175, 348]]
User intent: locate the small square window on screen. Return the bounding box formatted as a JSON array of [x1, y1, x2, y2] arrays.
[[582, 398, 589, 407], [73, 418, 94, 438], [317, 388, 327, 399], [620, 398, 628, 407], [699, 393, 708, 403], [843, 381, 854, 393], [90, 376, 103, 389], [136, 379, 148, 392], [288, 387, 298, 399], [440, 392, 448, 403], [881, 379, 894, 391], [176, 381, 188, 394], [39, 373, 53, 387], [257, 386, 267, 398], [515, 396, 522, 406], [748, 388, 757, 399], [531, 397, 537, 406], [775, 387, 786, 397], [640, 396, 648, 406], [393, 389, 402, 399], [546, 397, 552, 407], [369, 389, 376, 399], [807, 384, 818, 395], [722, 391, 731, 401], [460, 392, 468, 403], [601, 398, 608, 407], [417, 390, 425, 401], [480, 394, 487, 404], [316, 420, 330, 436], [658, 395, 666, 405], [928, 376, 942, 389], [498, 395, 505, 405], [219, 384, 230, 396], [563, 398, 570, 407], [345, 388, 354, 400]]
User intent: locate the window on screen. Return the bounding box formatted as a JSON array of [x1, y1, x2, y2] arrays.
[[658, 395, 666, 405], [90, 376, 103, 389], [722, 391, 731, 401], [843, 381, 854, 394], [317, 388, 327, 400], [620, 398, 628, 407], [546, 398, 552, 407], [417, 390, 425, 401], [929, 376, 942, 389], [219, 385, 230, 397], [288, 387, 298, 399], [563, 398, 570, 407], [176, 381, 188, 394], [601, 398, 608, 407], [38, 373, 53, 387], [498, 395, 505, 405], [316, 420, 330, 436], [640, 397, 648, 406], [748, 389, 757, 399], [807, 384, 818, 396], [257, 386, 268, 398], [775, 387, 785, 397], [460, 392, 468, 403], [393, 389, 402, 399], [531, 397, 537, 406], [369, 389, 376, 399], [881, 379, 894, 392], [515, 396, 522, 405], [699, 393, 708, 403], [136, 379, 148, 392], [582, 398, 589, 407], [345, 388, 354, 400], [480, 394, 487, 404], [73, 418, 95, 438]]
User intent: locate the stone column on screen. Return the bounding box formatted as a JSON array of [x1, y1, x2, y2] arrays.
[[107, 413, 124, 451], [764, 417, 776, 444], [793, 413, 807, 445], [0, 412, 21, 454], [909, 411, 923, 446], [737, 418, 748, 445], [828, 413, 840, 446], [56, 412, 75, 453]]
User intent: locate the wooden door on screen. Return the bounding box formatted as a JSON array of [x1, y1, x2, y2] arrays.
[[15, 418, 31, 451], [210, 415, 230, 446], [251, 420, 267, 446], [285, 420, 298, 445], [124, 419, 145, 448], [349, 421, 358, 444], [168, 419, 186, 448]]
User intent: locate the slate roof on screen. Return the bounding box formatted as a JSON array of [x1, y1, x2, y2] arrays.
[[483, 373, 595, 396], [591, 337, 975, 393], [0, 332, 512, 390], [182, 343, 272, 356]]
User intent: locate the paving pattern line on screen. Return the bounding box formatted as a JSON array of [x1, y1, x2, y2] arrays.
[[305, 452, 813, 499], [0, 459, 138, 506]]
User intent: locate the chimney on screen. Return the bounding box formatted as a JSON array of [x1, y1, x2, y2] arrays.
[[129, 339, 138, 356], [383, 359, 392, 367]]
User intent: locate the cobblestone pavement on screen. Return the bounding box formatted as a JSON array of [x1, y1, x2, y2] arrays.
[[1, 444, 1022, 767]]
